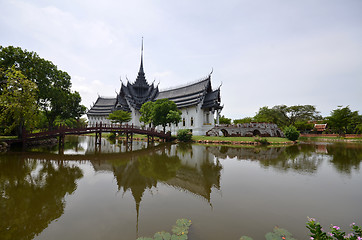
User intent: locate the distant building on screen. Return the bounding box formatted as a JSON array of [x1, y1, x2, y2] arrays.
[[313, 123, 327, 133], [87, 43, 223, 135]]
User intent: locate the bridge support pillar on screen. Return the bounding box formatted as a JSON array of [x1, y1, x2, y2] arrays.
[[126, 132, 133, 144], [59, 134, 65, 152], [125, 132, 133, 152], [95, 131, 102, 146]]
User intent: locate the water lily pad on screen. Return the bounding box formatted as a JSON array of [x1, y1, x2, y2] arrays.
[[154, 231, 171, 240], [265, 226, 296, 240], [240, 236, 253, 240], [171, 225, 188, 235], [171, 234, 188, 240], [175, 219, 192, 228]]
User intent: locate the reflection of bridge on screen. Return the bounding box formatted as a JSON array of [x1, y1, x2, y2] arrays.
[[20, 123, 172, 147]]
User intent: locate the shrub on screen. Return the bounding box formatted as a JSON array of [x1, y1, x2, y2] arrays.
[[254, 136, 270, 145], [284, 125, 300, 141], [177, 129, 192, 142]]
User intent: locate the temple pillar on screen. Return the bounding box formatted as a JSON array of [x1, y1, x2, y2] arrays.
[[216, 110, 220, 125]]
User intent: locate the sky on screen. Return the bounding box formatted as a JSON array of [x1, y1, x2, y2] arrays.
[[1, 0, 361, 119]]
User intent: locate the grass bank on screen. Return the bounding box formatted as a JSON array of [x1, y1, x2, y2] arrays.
[[300, 136, 362, 143], [192, 135, 293, 145], [0, 136, 17, 140]]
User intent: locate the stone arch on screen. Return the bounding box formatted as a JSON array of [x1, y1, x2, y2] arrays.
[[276, 130, 281, 137], [220, 129, 229, 137], [253, 129, 261, 136]]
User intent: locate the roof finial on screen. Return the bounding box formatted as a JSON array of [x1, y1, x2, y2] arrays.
[[139, 37, 144, 74]]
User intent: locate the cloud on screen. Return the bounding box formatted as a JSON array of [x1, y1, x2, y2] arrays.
[[1, 0, 361, 119]]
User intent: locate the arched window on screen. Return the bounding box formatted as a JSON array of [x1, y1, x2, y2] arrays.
[[191, 117, 194, 126], [183, 118, 186, 127]]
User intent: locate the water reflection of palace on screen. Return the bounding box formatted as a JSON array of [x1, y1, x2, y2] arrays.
[[90, 144, 221, 203], [89, 143, 222, 235]]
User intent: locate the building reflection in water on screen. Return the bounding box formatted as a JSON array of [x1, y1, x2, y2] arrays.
[[2, 136, 361, 239], [90, 143, 222, 235]]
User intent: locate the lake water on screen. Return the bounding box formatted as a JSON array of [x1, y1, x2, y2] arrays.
[[1, 136, 361, 240]]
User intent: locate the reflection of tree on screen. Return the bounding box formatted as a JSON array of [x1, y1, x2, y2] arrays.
[[260, 145, 322, 173], [208, 145, 323, 174], [0, 156, 83, 240], [327, 143, 362, 174], [208, 143, 362, 175], [27, 135, 85, 153]]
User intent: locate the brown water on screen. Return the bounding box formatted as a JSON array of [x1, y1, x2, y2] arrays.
[[1, 136, 361, 240]]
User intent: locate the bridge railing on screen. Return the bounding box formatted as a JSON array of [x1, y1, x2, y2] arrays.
[[23, 122, 171, 140]]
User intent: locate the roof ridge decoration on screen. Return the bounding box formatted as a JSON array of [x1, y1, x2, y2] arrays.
[[160, 74, 211, 92]]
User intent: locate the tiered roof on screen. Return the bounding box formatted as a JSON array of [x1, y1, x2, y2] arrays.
[[116, 43, 159, 111], [87, 97, 116, 116], [156, 76, 222, 110], [87, 43, 222, 117]]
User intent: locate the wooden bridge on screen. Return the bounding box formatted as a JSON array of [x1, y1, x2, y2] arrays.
[[18, 122, 172, 148]]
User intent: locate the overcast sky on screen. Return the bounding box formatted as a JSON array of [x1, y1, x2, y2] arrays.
[[1, 0, 361, 119]]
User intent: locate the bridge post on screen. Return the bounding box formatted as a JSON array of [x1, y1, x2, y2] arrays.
[[95, 122, 102, 146], [59, 124, 65, 151]]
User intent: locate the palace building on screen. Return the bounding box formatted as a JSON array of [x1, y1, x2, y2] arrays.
[[87, 44, 223, 135]]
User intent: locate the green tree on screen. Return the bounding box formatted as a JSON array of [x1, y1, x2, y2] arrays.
[[139, 101, 154, 126], [284, 105, 321, 126], [327, 106, 360, 135], [0, 46, 86, 128], [219, 115, 231, 125], [152, 99, 181, 132], [167, 110, 182, 126], [294, 120, 314, 133], [233, 117, 253, 124], [253, 105, 321, 128], [253, 106, 286, 126], [107, 110, 132, 125], [0, 67, 38, 137], [54, 116, 87, 128]]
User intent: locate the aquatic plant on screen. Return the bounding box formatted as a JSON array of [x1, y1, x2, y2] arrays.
[[240, 226, 296, 240], [137, 218, 192, 240], [307, 217, 362, 240]]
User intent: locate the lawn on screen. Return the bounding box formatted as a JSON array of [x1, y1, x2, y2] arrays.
[[299, 136, 362, 142], [192, 135, 290, 143], [0, 136, 17, 140]]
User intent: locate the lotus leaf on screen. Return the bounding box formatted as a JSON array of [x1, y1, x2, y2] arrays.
[[240, 236, 253, 240], [265, 227, 296, 240], [170, 234, 188, 240], [154, 231, 171, 240], [171, 225, 188, 236], [175, 219, 192, 228]]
